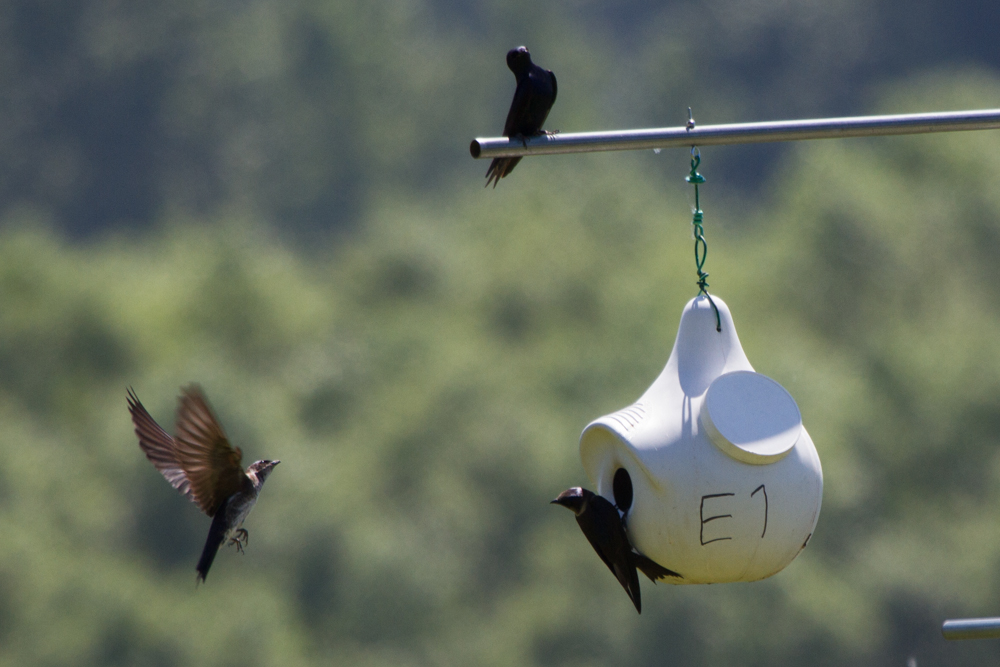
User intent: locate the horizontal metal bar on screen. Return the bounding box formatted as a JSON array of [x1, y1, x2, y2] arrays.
[[470, 109, 1000, 159], [942, 618, 1000, 640]]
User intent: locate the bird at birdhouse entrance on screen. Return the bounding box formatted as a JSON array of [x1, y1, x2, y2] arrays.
[[128, 386, 279, 582], [485, 46, 557, 187], [578, 295, 823, 586], [552, 485, 681, 614]]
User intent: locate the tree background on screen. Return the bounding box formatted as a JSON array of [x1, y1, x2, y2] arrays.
[[1, 0, 1000, 664]]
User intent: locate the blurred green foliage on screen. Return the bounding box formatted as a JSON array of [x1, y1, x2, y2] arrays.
[[3, 0, 1000, 665], [3, 0, 1000, 237], [4, 70, 1000, 664]]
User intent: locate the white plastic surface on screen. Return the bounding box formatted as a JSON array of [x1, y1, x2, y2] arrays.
[[579, 295, 823, 584], [701, 370, 802, 464]]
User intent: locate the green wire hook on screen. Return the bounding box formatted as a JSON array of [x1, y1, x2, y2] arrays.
[[686, 146, 721, 332]]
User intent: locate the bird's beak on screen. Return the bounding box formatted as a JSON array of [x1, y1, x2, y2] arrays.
[[272, 460, 281, 466]]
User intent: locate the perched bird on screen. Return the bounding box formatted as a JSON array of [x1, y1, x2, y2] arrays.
[[611, 468, 682, 583], [552, 486, 642, 612], [552, 487, 681, 613], [128, 386, 279, 582], [485, 46, 557, 187]]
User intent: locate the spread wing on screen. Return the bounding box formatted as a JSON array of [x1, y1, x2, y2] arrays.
[[173, 385, 247, 517], [128, 388, 196, 503]]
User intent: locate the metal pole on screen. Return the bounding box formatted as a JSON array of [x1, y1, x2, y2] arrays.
[[470, 109, 1000, 159], [942, 618, 1000, 640]]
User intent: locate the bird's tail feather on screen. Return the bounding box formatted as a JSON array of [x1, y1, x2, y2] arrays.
[[635, 552, 683, 582], [196, 507, 229, 583], [485, 158, 502, 187], [484, 157, 522, 187]]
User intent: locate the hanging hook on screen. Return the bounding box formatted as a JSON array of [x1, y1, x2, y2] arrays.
[[685, 147, 721, 332]]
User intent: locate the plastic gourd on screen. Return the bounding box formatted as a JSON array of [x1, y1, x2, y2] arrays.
[[580, 294, 822, 584]]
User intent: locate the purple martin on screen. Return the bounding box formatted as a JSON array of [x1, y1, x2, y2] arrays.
[[128, 386, 279, 582], [485, 46, 557, 187], [611, 467, 682, 583], [552, 487, 681, 614]]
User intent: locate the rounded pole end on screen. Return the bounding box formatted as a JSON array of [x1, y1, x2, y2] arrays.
[[469, 140, 482, 159]]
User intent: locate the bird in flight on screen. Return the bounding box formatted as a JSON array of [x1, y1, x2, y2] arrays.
[[128, 386, 279, 582], [485, 46, 557, 187], [552, 486, 681, 613]]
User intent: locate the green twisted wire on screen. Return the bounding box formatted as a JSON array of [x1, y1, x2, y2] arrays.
[[686, 149, 721, 332]]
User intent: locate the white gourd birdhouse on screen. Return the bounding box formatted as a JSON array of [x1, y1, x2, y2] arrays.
[[579, 295, 822, 584]]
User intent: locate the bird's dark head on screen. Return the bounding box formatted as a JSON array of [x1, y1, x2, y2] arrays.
[[551, 486, 593, 516], [506, 46, 532, 75], [247, 459, 280, 485]]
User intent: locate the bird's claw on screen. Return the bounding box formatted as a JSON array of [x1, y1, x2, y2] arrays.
[[228, 528, 249, 554]]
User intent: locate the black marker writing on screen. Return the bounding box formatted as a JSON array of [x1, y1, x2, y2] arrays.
[[700, 493, 735, 545], [751, 484, 768, 538]]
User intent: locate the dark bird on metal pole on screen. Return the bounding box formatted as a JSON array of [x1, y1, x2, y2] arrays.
[[128, 386, 279, 583], [485, 46, 557, 187], [552, 487, 681, 614]]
